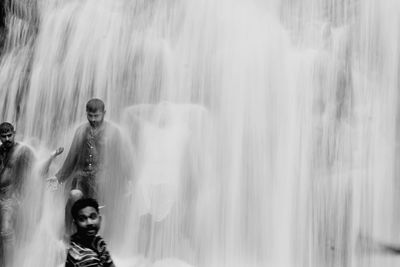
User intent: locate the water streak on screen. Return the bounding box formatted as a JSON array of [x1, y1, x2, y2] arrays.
[[0, 0, 399, 266]]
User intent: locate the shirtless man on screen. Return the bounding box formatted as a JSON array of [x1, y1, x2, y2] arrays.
[[0, 122, 62, 265]]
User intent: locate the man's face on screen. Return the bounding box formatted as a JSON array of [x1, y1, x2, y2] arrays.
[[0, 130, 15, 149], [75, 206, 101, 238], [87, 110, 105, 128]]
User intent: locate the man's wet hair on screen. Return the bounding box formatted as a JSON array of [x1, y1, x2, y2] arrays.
[[86, 98, 105, 113], [71, 198, 100, 220], [0, 122, 14, 134]]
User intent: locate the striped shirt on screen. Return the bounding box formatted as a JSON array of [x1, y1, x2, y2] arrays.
[[65, 234, 115, 267]]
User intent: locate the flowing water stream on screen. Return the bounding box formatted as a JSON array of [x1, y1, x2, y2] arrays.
[[0, 0, 400, 266]]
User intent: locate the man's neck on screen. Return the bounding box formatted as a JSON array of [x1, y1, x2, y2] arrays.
[[73, 232, 97, 246], [89, 122, 106, 134]]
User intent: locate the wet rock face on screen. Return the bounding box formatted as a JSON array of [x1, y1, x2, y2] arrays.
[[0, 0, 39, 55], [0, 0, 8, 50], [0, 0, 6, 27]]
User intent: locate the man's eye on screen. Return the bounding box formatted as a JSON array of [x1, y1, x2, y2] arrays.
[[78, 217, 86, 222], [89, 214, 98, 220]]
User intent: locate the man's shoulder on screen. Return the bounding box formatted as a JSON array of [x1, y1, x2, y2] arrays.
[[103, 120, 117, 130], [92, 235, 107, 249], [67, 243, 84, 261], [15, 142, 31, 151], [76, 123, 91, 133], [72, 123, 91, 139], [103, 121, 122, 136], [14, 143, 34, 157], [68, 238, 98, 262], [91, 235, 114, 266]]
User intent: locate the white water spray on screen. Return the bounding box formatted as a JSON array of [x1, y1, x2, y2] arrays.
[[0, 0, 399, 266]]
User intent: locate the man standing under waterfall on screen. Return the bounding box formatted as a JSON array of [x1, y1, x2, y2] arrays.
[[49, 98, 132, 238], [0, 122, 34, 265], [0, 122, 63, 265], [52, 98, 109, 201]]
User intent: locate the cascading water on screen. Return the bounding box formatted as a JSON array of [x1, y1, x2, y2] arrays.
[[0, 0, 399, 266]]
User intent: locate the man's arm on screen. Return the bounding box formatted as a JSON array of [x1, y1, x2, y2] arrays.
[[55, 128, 82, 183], [39, 147, 64, 177], [14, 146, 35, 195], [95, 236, 115, 267], [65, 257, 74, 267], [65, 250, 77, 267]]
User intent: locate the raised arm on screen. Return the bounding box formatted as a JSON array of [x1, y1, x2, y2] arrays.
[[40, 147, 64, 177], [55, 128, 82, 183], [14, 146, 35, 196]]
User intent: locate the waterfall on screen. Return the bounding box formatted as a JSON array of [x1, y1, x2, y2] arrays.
[[0, 0, 399, 266]]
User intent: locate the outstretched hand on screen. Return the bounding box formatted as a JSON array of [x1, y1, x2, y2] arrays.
[[53, 147, 64, 158], [39, 147, 65, 178]]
